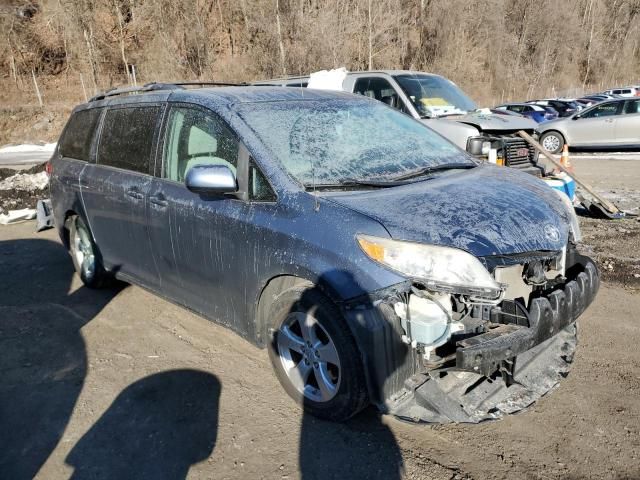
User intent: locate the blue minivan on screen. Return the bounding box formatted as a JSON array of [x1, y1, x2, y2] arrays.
[[50, 84, 598, 423]]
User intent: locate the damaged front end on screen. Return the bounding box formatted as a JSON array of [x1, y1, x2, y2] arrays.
[[345, 241, 599, 424]]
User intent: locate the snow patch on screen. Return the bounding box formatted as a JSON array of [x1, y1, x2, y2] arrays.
[[0, 171, 49, 191], [0, 208, 37, 225], [0, 143, 57, 154], [307, 68, 348, 91]]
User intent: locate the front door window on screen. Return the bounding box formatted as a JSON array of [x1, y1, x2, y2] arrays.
[[163, 107, 239, 182]]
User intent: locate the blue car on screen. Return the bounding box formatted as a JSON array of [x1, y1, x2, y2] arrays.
[[495, 103, 558, 123], [50, 84, 598, 423]]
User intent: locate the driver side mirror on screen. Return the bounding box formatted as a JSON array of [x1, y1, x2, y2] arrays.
[[572, 114, 581, 120], [185, 164, 238, 195]]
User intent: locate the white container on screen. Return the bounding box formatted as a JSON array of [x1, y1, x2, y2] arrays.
[[402, 294, 451, 347]]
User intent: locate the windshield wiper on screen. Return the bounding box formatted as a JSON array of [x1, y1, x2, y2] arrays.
[[304, 178, 405, 190], [389, 163, 476, 181]]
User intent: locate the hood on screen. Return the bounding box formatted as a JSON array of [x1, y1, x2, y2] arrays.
[[325, 165, 570, 258], [537, 116, 570, 132], [444, 111, 538, 131]]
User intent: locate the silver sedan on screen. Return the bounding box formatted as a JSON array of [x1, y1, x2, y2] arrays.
[[537, 98, 640, 153]]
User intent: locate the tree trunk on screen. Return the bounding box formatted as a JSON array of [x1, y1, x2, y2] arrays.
[[275, 0, 287, 75]]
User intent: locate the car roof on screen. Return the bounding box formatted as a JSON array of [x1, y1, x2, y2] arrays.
[[81, 85, 359, 110], [254, 70, 446, 84], [500, 102, 536, 107]]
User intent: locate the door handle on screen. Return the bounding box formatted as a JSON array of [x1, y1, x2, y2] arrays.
[[149, 195, 168, 207], [126, 189, 145, 200]]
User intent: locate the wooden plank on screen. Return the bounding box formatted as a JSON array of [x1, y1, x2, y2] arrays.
[[518, 130, 620, 213]]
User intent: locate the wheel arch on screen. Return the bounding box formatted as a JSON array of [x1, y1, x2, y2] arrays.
[[254, 272, 345, 348], [61, 209, 78, 249]]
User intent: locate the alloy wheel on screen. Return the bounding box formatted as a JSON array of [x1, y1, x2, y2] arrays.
[[72, 219, 96, 281], [542, 134, 561, 152], [276, 311, 341, 402]]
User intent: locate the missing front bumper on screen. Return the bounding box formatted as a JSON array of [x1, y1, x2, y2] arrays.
[[380, 259, 599, 423], [456, 260, 599, 376]]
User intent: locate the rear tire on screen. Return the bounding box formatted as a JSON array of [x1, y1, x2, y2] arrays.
[[267, 285, 368, 422], [68, 215, 110, 288], [540, 131, 565, 154]]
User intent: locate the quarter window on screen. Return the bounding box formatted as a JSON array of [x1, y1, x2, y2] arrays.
[[98, 106, 161, 174], [59, 108, 102, 161], [163, 107, 239, 182], [249, 161, 276, 202]]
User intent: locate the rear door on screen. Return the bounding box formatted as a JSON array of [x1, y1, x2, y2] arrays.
[[79, 104, 163, 286], [615, 99, 640, 145], [568, 101, 621, 145]]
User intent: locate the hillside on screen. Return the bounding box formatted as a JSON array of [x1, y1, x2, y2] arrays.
[[1, 0, 639, 143]]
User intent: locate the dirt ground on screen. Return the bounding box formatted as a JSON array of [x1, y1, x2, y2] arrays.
[[0, 157, 639, 480]]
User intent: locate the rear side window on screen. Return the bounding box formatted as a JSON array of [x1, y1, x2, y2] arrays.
[[59, 108, 102, 161], [98, 106, 161, 174], [353, 77, 410, 114]]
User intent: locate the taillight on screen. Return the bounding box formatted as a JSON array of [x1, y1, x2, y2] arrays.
[[45, 161, 53, 176]]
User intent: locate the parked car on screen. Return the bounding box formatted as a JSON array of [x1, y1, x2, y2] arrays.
[[49, 83, 598, 423], [254, 71, 542, 175], [494, 103, 558, 123], [538, 98, 640, 153], [604, 87, 639, 98], [527, 99, 581, 117], [576, 95, 611, 107]]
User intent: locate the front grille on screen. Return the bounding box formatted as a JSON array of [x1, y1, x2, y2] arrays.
[[502, 137, 540, 175]]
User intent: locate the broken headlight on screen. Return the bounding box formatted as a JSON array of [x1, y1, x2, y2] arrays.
[[357, 235, 502, 298], [467, 137, 492, 156]]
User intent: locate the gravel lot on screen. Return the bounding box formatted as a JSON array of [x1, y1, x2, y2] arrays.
[[0, 156, 638, 480]]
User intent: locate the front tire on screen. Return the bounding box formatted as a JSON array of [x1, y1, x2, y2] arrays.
[[540, 131, 565, 154], [68, 215, 110, 288], [267, 285, 368, 422]]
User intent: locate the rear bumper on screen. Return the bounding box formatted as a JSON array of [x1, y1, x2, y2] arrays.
[[456, 260, 599, 376]]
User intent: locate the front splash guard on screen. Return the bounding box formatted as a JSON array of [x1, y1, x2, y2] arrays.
[[387, 323, 576, 423]]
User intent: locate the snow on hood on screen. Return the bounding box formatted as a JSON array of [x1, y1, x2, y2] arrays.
[[445, 111, 537, 131], [324, 165, 570, 257]]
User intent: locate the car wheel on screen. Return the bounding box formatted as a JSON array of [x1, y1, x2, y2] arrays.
[[540, 131, 565, 154], [68, 215, 109, 288], [267, 284, 368, 422]]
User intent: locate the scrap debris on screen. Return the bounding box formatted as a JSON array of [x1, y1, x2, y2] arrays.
[[0, 162, 48, 220]]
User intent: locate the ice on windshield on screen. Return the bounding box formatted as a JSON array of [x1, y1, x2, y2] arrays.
[[394, 75, 477, 118], [235, 99, 469, 187]]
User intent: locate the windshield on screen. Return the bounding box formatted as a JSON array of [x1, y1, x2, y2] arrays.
[[235, 99, 471, 187], [394, 74, 477, 118]]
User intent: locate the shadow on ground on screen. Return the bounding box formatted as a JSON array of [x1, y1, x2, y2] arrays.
[[274, 276, 405, 479], [299, 408, 404, 479], [0, 237, 123, 479], [65, 369, 220, 479]]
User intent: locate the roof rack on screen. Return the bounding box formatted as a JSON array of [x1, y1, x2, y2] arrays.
[[88, 81, 249, 102]]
